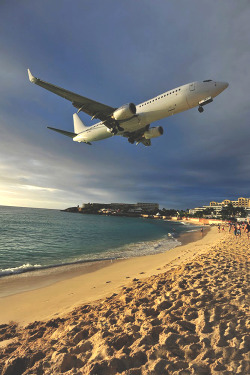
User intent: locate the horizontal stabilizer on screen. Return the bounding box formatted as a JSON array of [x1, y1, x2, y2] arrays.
[[47, 127, 77, 138]]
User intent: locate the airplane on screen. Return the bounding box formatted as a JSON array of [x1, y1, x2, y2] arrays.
[[27, 69, 228, 147]]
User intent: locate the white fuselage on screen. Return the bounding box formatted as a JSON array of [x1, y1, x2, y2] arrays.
[[73, 80, 228, 143]]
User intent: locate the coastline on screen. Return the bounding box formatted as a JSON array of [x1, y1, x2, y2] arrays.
[[1, 227, 247, 374], [0, 224, 207, 299], [0, 215, 201, 279], [0, 226, 213, 326]]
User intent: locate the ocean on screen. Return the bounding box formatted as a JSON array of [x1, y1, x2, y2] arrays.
[[0, 206, 200, 277]]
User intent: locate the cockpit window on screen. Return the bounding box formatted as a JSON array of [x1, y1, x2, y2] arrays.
[[203, 80, 212, 82]]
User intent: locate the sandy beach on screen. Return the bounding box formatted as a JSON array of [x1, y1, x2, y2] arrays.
[[0, 227, 249, 374], [0, 228, 209, 325]]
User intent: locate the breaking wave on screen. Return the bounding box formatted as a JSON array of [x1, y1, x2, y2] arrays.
[[0, 263, 42, 276], [0, 235, 181, 277]]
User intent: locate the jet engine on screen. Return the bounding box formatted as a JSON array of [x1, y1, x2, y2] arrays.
[[112, 103, 136, 121], [144, 126, 164, 139]]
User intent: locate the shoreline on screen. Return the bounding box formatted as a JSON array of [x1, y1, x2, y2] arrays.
[[0, 219, 202, 280], [0, 226, 213, 326], [0, 225, 207, 299], [1, 228, 248, 374]]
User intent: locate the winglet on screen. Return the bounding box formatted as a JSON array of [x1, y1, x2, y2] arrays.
[[27, 69, 37, 83]]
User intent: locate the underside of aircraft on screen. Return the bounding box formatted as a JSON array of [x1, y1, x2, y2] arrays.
[[27, 69, 228, 147]]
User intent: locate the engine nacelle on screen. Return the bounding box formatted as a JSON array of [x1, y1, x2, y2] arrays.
[[144, 126, 164, 139], [112, 103, 136, 121]]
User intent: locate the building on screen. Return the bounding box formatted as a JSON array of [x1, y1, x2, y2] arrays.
[[136, 203, 159, 212], [81, 202, 159, 213], [111, 202, 159, 212], [189, 196, 250, 218], [210, 197, 250, 209], [189, 206, 222, 217]]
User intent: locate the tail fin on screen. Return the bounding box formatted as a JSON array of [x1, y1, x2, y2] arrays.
[[73, 113, 87, 134]]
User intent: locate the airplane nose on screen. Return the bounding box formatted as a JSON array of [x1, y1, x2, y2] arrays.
[[214, 81, 229, 95], [219, 81, 229, 91]]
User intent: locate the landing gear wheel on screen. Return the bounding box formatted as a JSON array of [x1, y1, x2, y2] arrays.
[[198, 106, 204, 113], [111, 128, 118, 135], [128, 138, 135, 144]]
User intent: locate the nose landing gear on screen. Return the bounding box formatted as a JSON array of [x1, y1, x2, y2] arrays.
[[198, 97, 213, 113]]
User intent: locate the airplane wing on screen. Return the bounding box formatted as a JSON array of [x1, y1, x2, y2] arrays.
[[28, 69, 116, 122]]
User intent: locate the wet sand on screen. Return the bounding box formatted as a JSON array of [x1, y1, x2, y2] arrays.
[[1, 227, 249, 374]]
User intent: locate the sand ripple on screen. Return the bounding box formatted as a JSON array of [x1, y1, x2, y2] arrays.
[[0, 233, 249, 374]]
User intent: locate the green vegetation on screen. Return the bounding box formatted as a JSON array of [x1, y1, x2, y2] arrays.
[[220, 203, 247, 220], [191, 203, 247, 220], [64, 202, 248, 221]]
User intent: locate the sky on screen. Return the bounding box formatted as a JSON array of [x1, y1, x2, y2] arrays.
[[0, 0, 250, 210]]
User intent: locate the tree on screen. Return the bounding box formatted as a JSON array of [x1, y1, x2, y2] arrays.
[[235, 207, 247, 218], [221, 203, 247, 220], [193, 211, 204, 218], [202, 208, 214, 216], [160, 208, 178, 217]]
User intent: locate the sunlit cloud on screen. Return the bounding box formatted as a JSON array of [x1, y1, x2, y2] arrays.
[[19, 185, 60, 192]]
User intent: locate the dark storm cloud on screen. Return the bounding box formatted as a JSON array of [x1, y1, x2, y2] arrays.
[[0, 0, 250, 208]]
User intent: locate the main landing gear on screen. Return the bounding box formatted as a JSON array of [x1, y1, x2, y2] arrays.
[[128, 137, 135, 144], [110, 128, 118, 135], [198, 106, 204, 113], [110, 123, 124, 134]]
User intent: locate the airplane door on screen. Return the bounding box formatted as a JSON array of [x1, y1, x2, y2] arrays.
[[187, 82, 199, 108], [189, 83, 195, 91]]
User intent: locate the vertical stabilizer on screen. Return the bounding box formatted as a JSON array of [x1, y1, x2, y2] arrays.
[[73, 113, 87, 134]]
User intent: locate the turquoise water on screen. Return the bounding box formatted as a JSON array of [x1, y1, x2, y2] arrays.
[[0, 206, 198, 276]]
